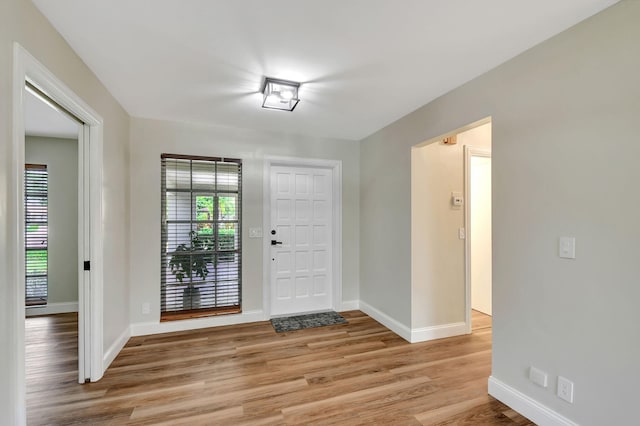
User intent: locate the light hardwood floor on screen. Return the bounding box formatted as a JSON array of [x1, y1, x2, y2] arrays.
[[26, 310, 534, 425]]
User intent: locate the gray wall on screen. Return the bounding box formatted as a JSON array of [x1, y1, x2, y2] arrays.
[[129, 117, 360, 325], [0, 0, 130, 422], [25, 136, 78, 306], [360, 1, 639, 424]]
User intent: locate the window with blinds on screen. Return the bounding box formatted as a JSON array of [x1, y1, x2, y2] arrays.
[[161, 154, 242, 319], [25, 164, 48, 306]]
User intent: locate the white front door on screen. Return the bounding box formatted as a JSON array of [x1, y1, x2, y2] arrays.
[[270, 165, 333, 316]]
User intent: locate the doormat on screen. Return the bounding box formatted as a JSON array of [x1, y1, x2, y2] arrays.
[[271, 311, 347, 333]]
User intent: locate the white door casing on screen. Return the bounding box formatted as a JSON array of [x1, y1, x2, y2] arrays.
[[270, 166, 333, 316], [12, 42, 104, 425]]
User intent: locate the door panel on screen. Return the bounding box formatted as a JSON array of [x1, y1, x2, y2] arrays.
[[270, 166, 332, 316]]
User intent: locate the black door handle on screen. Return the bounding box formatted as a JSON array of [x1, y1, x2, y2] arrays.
[[271, 240, 283, 246]]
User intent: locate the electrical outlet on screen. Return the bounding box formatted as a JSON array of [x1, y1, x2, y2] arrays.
[[142, 302, 150, 315], [529, 366, 548, 388], [458, 227, 466, 240], [557, 376, 574, 403]]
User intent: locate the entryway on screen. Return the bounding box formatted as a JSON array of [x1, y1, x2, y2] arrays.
[[410, 118, 491, 339], [465, 147, 492, 320], [264, 157, 343, 318]]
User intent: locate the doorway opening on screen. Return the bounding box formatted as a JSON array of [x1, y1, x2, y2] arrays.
[[12, 43, 105, 423], [465, 145, 492, 331], [410, 118, 491, 341], [24, 82, 84, 400]]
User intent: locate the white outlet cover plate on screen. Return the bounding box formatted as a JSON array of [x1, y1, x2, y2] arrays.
[[557, 376, 574, 403], [529, 366, 548, 388]]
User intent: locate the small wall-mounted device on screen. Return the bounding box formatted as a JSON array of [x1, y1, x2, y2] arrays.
[[451, 192, 463, 208], [442, 135, 457, 145]]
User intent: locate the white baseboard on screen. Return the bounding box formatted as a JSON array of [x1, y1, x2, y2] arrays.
[[103, 326, 131, 370], [410, 321, 467, 343], [340, 300, 360, 311], [488, 376, 578, 426], [359, 300, 412, 342], [130, 309, 265, 337], [25, 301, 78, 316], [358, 301, 467, 343]]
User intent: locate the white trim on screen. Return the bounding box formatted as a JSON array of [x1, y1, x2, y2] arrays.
[[11, 44, 28, 426], [262, 156, 343, 319], [339, 300, 360, 311], [25, 302, 79, 316], [130, 310, 265, 337], [488, 376, 578, 426], [464, 146, 491, 335], [359, 300, 466, 343], [411, 322, 467, 343], [359, 300, 412, 342], [12, 43, 105, 422], [103, 326, 131, 371]]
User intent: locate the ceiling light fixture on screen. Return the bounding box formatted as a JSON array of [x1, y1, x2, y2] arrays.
[[261, 77, 300, 111]]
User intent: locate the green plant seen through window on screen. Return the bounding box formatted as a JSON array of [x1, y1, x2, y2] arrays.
[[26, 250, 47, 275], [196, 195, 236, 237], [195, 195, 236, 258]]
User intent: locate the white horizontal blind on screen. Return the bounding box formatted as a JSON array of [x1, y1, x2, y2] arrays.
[[25, 164, 48, 306], [161, 154, 242, 316]]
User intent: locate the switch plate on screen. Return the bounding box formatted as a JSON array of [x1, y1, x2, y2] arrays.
[[142, 302, 150, 315], [557, 376, 574, 403], [249, 227, 263, 238], [559, 237, 576, 259], [529, 366, 548, 388]]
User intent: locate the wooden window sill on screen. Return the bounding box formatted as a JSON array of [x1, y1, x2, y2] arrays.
[[160, 306, 241, 322]]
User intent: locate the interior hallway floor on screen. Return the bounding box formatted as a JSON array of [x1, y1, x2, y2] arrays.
[[25, 310, 534, 425]]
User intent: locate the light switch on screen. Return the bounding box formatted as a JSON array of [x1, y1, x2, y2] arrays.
[[249, 228, 263, 238], [559, 237, 576, 259]]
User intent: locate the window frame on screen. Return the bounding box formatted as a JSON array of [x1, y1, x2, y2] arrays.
[[160, 153, 242, 321]]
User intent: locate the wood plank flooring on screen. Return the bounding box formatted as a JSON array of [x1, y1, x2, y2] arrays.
[[26, 310, 534, 425]]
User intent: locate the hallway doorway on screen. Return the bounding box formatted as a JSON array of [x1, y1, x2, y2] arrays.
[[465, 146, 492, 327]]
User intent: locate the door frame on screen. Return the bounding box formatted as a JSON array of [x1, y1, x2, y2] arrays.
[[262, 156, 342, 318], [464, 146, 491, 334], [12, 42, 104, 421]]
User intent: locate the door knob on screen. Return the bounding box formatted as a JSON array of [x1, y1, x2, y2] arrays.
[[271, 240, 283, 246]]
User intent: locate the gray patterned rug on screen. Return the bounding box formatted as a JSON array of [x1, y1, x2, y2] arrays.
[[271, 311, 347, 333]]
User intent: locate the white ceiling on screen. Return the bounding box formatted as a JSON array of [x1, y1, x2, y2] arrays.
[[25, 89, 79, 139], [33, 0, 618, 141]]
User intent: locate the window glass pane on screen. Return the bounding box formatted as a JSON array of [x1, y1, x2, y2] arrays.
[[166, 192, 191, 221], [192, 160, 215, 191], [218, 223, 238, 253], [164, 159, 191, 190], [217, 162, 239, 192], [218, 194, 237, 221]]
